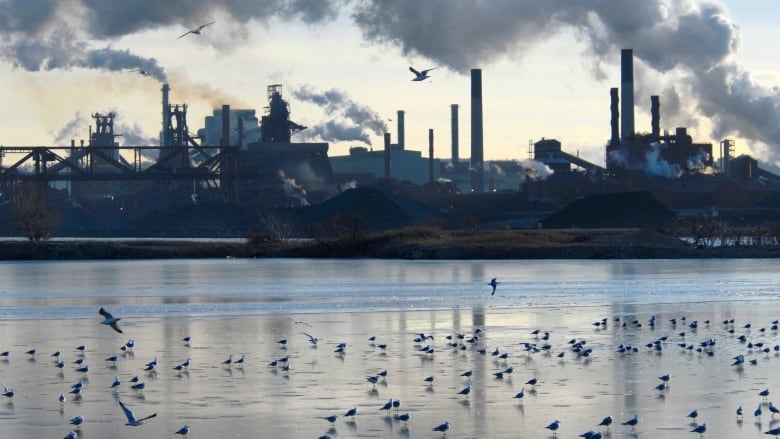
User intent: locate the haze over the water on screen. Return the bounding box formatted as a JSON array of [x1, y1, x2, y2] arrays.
[[0, 0, 778, 166]]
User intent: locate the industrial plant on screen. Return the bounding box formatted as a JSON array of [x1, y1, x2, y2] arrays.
[[0, 48, 779, 237]]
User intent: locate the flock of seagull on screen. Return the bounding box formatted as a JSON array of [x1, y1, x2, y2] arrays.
[[3, 279, 780, 437]]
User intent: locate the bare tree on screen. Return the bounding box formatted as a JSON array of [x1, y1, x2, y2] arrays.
[[12, 182, 58, 242]]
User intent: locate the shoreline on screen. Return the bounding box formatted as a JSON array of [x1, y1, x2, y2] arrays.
[[2, 228, 780, 260]]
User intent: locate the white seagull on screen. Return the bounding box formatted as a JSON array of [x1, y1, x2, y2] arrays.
[[119, 400, 157, 426], [99, 308, 123, 333], [409, 66, 435, 81], [178, 21, 216, 39]]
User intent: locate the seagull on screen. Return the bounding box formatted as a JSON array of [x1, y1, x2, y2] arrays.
[[321, 414, 338, 425], [598, 415, 613, 428], [458, 384, 472, 397], [303, 332, 319, 346], [409, 66, 435, 81], [687, 409, 699, 422], [129, 69, 148, 76], [175, 425, 191, 437], [344, 407, 358, 418], [99, 308, 123, 333], [513, 388, 525, 401], [69, 415, 85, 427], [546, 419, 561, 434], [622, 414, 638, 428], [119, 400, 157, 426], [691, 423, 707, 435], [379, 399, 393, 412], [63, 432, 78, 439], [488, 277, 499, 295], [396, 412, 411, 426], [110, 376, 121, 390], [432, 421, 450, 434], [59, 393, 66, 404], [178, 21, 216, 39], [767, 427, 780, 436]]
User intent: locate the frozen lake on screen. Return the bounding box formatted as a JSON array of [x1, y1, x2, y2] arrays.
[[1, 258, 779, 438]]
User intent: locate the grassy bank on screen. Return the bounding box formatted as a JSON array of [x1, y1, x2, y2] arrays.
[[2, 227, 779, 260]]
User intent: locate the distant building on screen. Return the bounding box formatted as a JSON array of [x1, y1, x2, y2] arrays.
[[198, 109, 260, 147], [331, 146, 441, 186]]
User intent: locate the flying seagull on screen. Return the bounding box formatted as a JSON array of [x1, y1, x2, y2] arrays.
[[99, 308, 123, 333], [409, 66, 435, 81], [119, 400, 157, 426], [128, 69, 148, 76], [178, 21, 216, 39], [488, 278, 499, 296]]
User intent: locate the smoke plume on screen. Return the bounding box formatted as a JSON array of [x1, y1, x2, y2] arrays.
[[518, 159, 554, 181], [0, 0, 342, 81], [293, 86, 388, 145], [3, 0, 780, 162], [351, 0, 780, 161]]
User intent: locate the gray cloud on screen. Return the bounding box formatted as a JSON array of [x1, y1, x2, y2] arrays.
[[353, 0, 780, 160]]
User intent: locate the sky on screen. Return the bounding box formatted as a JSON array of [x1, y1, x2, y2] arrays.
[[0, 0, 779, 169]]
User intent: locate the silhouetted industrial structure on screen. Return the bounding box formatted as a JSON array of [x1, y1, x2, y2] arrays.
[[1, 46, 779, 236]]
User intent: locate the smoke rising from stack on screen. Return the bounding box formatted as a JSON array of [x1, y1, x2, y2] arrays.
[[0, 0, 341, 81], [352, 1, 780, 160], [2, 1, 779, 161], [293, 86, 388, 145]]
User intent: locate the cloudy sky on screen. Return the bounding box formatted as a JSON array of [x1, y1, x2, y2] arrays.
[[0, 0, 778, 167]]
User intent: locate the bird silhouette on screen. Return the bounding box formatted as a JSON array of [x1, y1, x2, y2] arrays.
[[99, 308, 123, 333], [409, 66, 435, 81], [178, 22, 216, 39]]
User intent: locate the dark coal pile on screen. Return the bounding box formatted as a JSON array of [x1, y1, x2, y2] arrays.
[[291, 187, 451, 232], [540, 191, 675, 229]]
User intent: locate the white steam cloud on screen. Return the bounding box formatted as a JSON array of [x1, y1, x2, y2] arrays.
[[292, 86, 388, 145]]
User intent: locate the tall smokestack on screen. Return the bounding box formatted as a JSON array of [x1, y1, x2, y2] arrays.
[[451, 104, 459, 162], [397, 110, 405, 150], [383, 132, 391, 179], [610, 87, 620, 145], [651, 95, 660, 139], [221, 105, 230, 147], [428, 128, 434, 184], [620, 49, 635, 141], [470, 69, 484, 193], [161, 83, 170, 147]]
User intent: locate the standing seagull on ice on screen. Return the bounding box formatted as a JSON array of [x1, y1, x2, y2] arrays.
[[118, 400, 157, 426], [178, 21, 216, 39], [409, 66, 435, 81], [99, 308, 123, 333]]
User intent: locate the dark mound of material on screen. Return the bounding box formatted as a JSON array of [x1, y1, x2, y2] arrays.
[[128, 203, 259, 236], [540, 191, 675, 229], [292, 187, 450, 232]]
